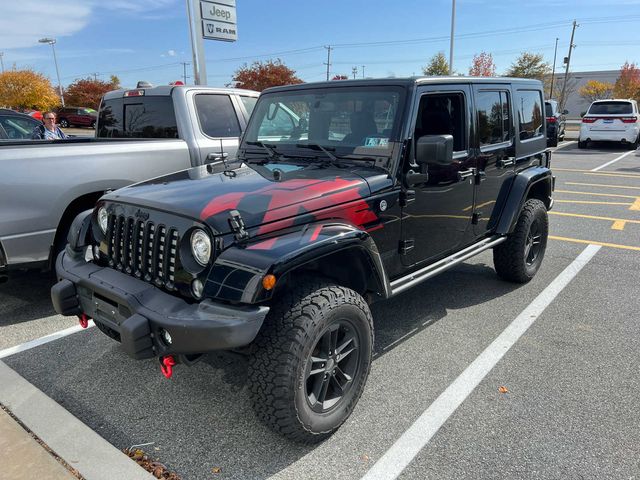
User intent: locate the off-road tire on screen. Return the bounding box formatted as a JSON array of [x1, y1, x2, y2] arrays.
[[59, 119, 69, 128], [493, 199, 548, 283], [248, 279, 373, 443]]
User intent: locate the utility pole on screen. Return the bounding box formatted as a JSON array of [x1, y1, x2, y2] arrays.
[[352, 66, 358, 79], [181, 62, 190, 84], [324, 45, 332, 81], [361, 65, 365, 78], [560, 20, 578, 111], [0, 52, 4, 74], [449, 0, 456, 74], [91, 72, 99, 81], [550, 37, 559, 100]]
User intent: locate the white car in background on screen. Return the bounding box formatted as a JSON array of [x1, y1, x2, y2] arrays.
[[578, 99, 639, 149]]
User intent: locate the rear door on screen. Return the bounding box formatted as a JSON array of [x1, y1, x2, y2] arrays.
[[472, 85, 515, 236], [191, 93, 243, 164]]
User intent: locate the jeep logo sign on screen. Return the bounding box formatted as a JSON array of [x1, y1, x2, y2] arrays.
[[200, 0, 237, 42]]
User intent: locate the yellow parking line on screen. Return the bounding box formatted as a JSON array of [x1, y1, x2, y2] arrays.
[[549, 211, 640, 230], [554, 168, 640, 179], [565, 182, 640, 191], [462, 200, 495, 212], [555, 200, 631, 206], [549, 235, 640, 252], [555, 189, 638, 199], [631, 198, 640, 211]]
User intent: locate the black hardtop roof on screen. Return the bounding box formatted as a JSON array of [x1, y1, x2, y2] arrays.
[[262, 76, 543, 94]]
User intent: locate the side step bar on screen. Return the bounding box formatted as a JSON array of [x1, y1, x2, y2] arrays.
[[390, 235, 507, 297]]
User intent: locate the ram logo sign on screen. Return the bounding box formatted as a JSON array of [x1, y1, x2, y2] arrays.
[[200, 0, 237, 42]]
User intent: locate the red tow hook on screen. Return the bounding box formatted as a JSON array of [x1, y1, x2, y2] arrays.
[[160, 356, 176, 379], [78, 313, 90, 329]]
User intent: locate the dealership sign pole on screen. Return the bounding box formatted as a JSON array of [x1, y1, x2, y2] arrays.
[[187, 0, 237, 85]]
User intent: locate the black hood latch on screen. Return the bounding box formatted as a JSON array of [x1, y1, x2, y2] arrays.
[[228, 209, 250, 242]]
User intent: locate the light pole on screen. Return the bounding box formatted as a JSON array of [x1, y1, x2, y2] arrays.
[[38, 37, 65, 107], [449, 0, 456, 74]]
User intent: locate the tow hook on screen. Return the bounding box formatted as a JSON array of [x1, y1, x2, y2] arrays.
[[78, 313, 90, 329], [160, 355, 176, 379]]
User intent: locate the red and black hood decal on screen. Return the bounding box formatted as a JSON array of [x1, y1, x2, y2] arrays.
[[104, 162, 386, 235]]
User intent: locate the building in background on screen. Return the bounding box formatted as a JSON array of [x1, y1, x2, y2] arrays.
[[546, 70, 619, 119]]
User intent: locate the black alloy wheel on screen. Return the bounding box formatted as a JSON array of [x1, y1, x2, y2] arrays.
[[524, 219, 543, 267], [305, 320, 361, 413]]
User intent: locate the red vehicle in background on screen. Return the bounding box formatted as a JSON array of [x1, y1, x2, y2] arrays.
[[56, 107, 98, 128], [27, 110, 43, 121]]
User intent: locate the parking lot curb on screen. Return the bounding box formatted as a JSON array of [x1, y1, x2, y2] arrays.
[[0, 360, 155, 480]]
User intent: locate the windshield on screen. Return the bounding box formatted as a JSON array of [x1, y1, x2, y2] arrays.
[[588, 101, 633, 115], [243, 86, 405, 155]]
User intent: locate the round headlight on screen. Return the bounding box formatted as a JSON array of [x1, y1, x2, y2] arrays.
[[191, 229, 212, 266], [97, 206, 108, 233]]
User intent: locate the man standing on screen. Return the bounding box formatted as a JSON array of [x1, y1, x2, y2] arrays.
[[31, 112, 68, 139]]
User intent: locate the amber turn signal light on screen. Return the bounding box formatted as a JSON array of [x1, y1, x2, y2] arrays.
[[262, 274, 277, 290]]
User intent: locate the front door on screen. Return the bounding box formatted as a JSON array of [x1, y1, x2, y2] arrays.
[[401, 85, 475, 266]]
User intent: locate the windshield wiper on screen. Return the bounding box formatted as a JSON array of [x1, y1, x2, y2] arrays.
[[245, 141, 283, 161], [295, 143, 338, 162]]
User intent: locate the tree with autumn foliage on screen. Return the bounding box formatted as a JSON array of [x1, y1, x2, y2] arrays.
[[232, 59, 303, 92], [422, 52, 450, 76], [469, 52, 496, 77], [613, 61, 640, 102], [0, 68, 60, 110], [578, 80, 614, 103], [64, 76, 121, 110]]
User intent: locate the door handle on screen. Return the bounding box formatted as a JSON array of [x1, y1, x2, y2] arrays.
[[457, 168, 475, 182], [207, 152, 229, 162], [498, 157, 515, 168]]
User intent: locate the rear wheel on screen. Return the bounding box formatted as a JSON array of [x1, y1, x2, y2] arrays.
[[578, 140, 587, 149], [59, 118, 69, 128], [493, 199, 548, 283], [248, 279, 373, 443]]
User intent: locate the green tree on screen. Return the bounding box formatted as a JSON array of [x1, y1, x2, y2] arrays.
[[578, 80, 614, 103], [64, 76, 121, 109], [422, 52, 450, 76], [506, 52, 550, 80], [613, 61, 640, 101], [0, 68, 60, 110], [233, 59, 303, 91]]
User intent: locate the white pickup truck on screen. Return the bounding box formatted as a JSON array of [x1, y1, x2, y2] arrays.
[[0, 85, 258, 282]]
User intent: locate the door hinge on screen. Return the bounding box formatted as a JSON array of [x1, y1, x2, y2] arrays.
[[399, 239, 415, 255]]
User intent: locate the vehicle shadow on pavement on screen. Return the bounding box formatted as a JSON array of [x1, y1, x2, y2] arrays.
[[0, 271, 57, 326], [3, 259, 523, 480]]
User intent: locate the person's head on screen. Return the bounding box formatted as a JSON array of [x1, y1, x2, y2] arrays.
[[42, 112, 57, 127]]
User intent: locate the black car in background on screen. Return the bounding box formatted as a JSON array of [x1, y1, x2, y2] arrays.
[[0, 109, 41, 140], [545, 100, 567, 147]]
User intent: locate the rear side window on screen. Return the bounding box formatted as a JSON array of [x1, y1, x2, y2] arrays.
[[97, 97, 178, 138], [588, 101, 633, 115], [516, 90, 544, 141], [477, 90, 511, 146], [240, 96, 257, 118], [194, 94, 241, 138], [545, 102, 553, 117]]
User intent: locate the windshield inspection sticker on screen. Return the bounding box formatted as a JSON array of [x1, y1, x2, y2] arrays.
[[364, 137, 389, 147]]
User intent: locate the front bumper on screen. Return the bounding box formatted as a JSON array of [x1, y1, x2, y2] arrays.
[[52, 250, 269, 359]]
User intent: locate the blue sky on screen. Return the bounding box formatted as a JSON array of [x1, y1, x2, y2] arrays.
[[1, 0, 640, 89]]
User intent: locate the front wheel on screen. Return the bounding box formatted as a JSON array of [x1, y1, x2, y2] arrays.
[[248, 280, 373, 443], [493, 199, 548, 283]]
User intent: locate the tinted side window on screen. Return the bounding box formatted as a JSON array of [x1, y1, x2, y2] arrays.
[[0, 116, 40, 139], [544, 102, 553, 117], [195, 94, 241, 138], [516, 90, 543, 141], [477, 91, 503, 146], [240, 96, 257, 118], [415, 92, 466, 152], [97, 97, 178, 138]]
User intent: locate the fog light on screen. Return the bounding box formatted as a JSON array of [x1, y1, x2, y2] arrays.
[[160, 329, 172, 345], [192, 279, 204, 299]]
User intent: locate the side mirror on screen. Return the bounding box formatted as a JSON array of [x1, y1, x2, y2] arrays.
[[416, 134, 454, 166]]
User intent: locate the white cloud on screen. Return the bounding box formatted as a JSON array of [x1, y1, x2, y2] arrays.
[[167, 50, 177, 57]]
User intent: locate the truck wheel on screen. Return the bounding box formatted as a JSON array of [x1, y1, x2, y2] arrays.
[[493, 199, 548, 283], [248, 280, 373, 443]]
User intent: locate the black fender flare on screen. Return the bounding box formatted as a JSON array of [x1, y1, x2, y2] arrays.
[[203, 221, 390, 304], [495, 167, 553, 235]]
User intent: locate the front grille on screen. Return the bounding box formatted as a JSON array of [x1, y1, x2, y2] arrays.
[[106, 214, 179, 289]]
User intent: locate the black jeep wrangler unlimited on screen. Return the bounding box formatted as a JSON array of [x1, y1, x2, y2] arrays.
[[52, 77, 552, 443]]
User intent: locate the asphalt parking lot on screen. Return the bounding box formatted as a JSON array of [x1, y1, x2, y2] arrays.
[[1, 141, 639, 480]]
